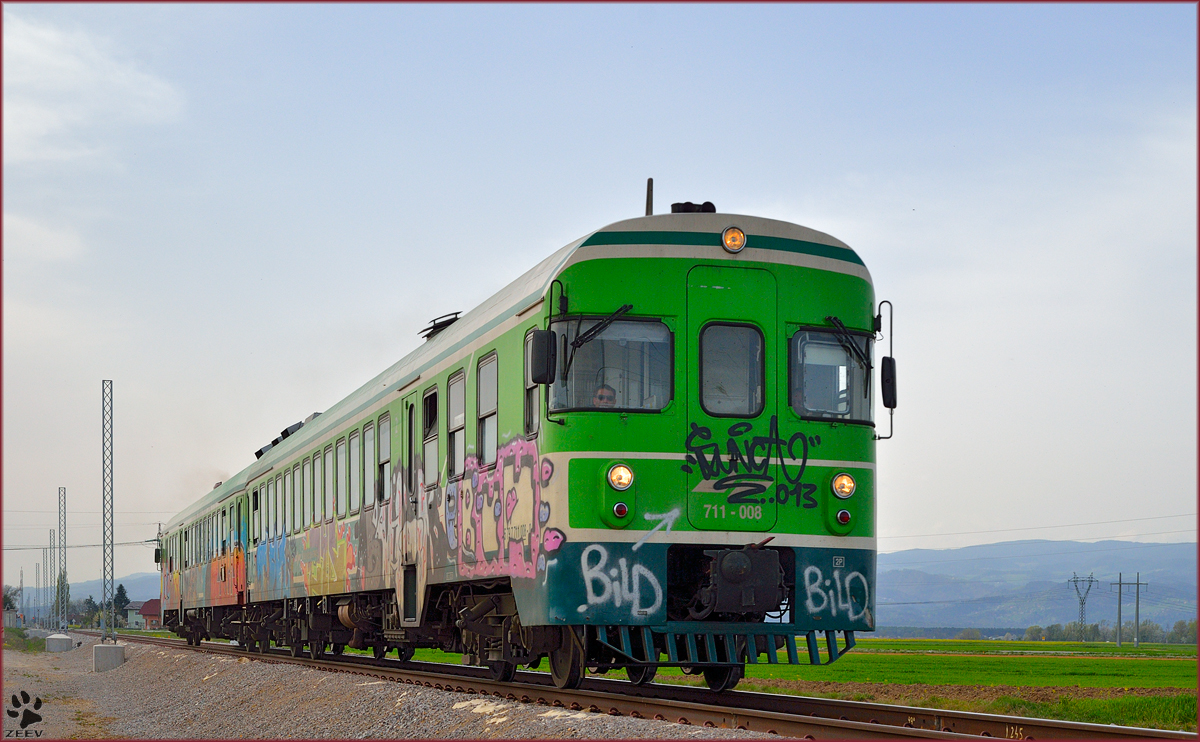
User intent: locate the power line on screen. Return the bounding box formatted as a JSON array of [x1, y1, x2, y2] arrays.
[[3, 540, 154, 551]]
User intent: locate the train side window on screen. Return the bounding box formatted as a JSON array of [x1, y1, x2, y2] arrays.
[[478, 355, 498, 466], [524, 332, 540, 436], [377, 414, 391, 503], [376, 413, 391, 499], [700, 323, 764, 417], [183, 529, 188, 569], [303, 458, 312, 527], [283, 470, 292, 535], [312, 450, 323, 523], [349, 431, 361, 513], [364, 423, 376, 509], [237, 501, 243, 548], [276, 474, 284, 539], [336, 438, 348, 518], [447, 373, 465, 478], [252, 489, 259, 545], [324, 446, 334, 521], [423, 389, 438, 489], [292, 461, 302, 530], [221, 509, 227, 556], [265, 478, 274, 540]]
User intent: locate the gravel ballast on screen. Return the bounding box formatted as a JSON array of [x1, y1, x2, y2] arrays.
[[3, 633, 779, 739]]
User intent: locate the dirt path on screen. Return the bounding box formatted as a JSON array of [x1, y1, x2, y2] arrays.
[[737, 678, 1196, 705]]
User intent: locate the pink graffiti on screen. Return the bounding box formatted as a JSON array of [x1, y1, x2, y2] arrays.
[[454, 438, 561, 579]]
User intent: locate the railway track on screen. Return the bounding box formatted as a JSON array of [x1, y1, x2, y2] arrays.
[[81, 631, 1195, 740]]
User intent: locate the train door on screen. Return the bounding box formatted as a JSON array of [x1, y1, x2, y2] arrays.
[[399, 391, 420, 623], [685, 265, 780, 532]]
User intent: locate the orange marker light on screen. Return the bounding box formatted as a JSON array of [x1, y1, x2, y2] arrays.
[[722, 226, 746, 253]]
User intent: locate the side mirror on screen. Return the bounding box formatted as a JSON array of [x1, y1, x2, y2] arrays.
[[154, 547, 162, 564], [881, 356, 897, 409], [529, 329, 557, 385]]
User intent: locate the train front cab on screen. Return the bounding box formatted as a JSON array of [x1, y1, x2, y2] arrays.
[[530, 215, 892, 689]]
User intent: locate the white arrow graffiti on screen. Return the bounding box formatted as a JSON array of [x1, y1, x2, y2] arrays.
[[633, 508, 681, 551]]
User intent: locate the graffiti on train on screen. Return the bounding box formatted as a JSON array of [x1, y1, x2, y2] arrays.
[[801, 565, 871, 623], [451, 438, 566, 578], [576, 544, 663, 618], [681, 416, 821, 508]]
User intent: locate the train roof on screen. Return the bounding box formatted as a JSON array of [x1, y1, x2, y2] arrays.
[[164, 213, 865, 531]]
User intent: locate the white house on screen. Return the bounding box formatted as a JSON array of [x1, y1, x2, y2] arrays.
[[125, 601, 146, 629]]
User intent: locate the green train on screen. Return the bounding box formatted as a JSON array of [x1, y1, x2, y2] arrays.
[[158, 196, 896, 692]]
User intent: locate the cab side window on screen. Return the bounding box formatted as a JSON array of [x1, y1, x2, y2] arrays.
[[423, 389, 439, 489]]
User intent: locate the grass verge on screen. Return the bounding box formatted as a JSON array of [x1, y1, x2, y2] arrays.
[[2, 628, 46, 652]]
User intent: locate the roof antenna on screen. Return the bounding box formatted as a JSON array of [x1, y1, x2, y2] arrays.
[[645, 177, 653, 216]]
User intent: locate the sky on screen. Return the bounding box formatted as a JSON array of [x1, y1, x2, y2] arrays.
[[3, 3, 1196, 590]]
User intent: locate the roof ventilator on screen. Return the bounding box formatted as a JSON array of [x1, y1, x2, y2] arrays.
[[254, 413, 318, 459], [420, 312, 462, 341], [671, 201, 716, 213]]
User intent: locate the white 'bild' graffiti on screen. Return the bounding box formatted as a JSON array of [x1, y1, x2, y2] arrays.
[[576, 544, 663, 617], [802, 565, 870, 621]]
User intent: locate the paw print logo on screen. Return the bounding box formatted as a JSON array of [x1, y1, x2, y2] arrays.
[[7, 691, 43, 729]]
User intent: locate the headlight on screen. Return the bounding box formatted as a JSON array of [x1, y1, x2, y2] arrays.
[[722, 226, 746, 253], [832, 473, 856, 499], [608, 464, 633, 491]]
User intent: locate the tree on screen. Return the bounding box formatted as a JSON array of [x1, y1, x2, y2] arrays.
[[114, 584, 130, 613], [2, 584, 19, 611], [1167, 620, 1197, 645], [955, 628, 981, 640], [83, 596, 99, 627], [1023, 625, 1044, 641]]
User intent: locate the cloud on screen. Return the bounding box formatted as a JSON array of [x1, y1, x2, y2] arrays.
[[2, 11, 184, 164], [2, 213, 85, 262]]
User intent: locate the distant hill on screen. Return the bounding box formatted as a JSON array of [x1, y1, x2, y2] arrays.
[[876, 540, 1196, 629], [67, 572, 160, 604]]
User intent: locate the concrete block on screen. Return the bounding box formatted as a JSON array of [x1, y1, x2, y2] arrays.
[[45, 634, 73, 653], [93, 643, 126, 672]]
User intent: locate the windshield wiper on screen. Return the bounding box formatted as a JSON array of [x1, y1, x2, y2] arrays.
[[825, 316, 873, 399], [563, 304, 633, 379]]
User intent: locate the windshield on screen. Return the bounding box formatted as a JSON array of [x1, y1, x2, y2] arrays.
[[790, 330, 873, 424], [549, 318, 672, 411]]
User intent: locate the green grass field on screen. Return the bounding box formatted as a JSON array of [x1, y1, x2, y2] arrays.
[[405, 640, 1197, 731]]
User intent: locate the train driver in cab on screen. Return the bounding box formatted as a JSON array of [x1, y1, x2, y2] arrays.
[[592, 384, 616, 408]]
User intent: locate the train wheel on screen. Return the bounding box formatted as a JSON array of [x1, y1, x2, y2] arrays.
[[395, 645, 414, 661], [625, 630, 657, 686], [626, 663, 657, 685], [487, 660, 517, 683], [702, 664, 742, 692], [372, 644, 388, 661], [549, 627, 584, 690], [332, 644, 345, 656]]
